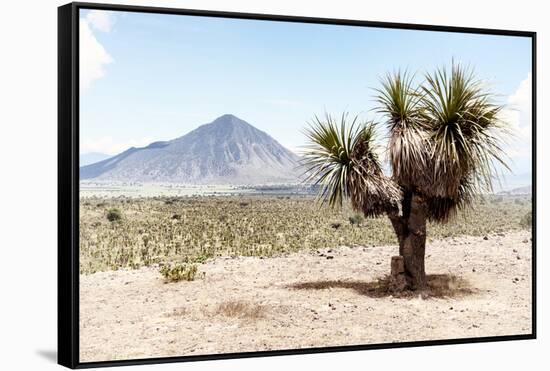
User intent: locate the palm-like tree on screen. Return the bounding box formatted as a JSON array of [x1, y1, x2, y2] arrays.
[[303, 63, 509, 290]]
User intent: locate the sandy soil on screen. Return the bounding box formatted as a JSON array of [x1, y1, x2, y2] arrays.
[[80, 230, 532, 362]]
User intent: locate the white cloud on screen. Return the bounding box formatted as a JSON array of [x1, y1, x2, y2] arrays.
[[81, 136, 154, 155], [500, 73, 532, 158], [80, 11, 116, 92], [86, 10, 116, 32]]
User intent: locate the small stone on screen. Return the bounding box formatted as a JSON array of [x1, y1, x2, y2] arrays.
[[326, 255, 334, 260], [472, 268, 476, 272], [517, 255, 521, 260], [483, 236, 489, 240], [513, 249, 518, 253], [522, 239, 529, 243]]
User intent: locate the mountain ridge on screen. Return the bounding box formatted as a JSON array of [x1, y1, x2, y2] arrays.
[[80, 152, 111, 166], [80, 115, 301, 185]]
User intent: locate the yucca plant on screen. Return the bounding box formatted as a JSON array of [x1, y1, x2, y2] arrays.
[[303, 113, 401, 217], [303, 63, 510, 290]]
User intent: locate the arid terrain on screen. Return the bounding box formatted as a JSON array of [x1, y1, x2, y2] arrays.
[[80, 229, 532, 362]]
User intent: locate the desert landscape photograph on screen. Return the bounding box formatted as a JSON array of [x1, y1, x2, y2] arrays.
[[77, 9, 533, 362]]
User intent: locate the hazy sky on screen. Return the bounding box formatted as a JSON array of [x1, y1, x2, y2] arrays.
[[79, 9, 532, 185]]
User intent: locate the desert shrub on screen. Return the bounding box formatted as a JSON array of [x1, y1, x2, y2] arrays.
[[160, 263, 198, 282], [349, 213, 364, 226], [106, 208, 122, 222], [215, 300, 266, 319], [192, 253, 212, 264], [520, 211, 532, 229]]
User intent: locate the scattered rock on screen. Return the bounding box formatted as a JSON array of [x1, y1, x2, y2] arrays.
[[522, 239, 529, 243], [483, 236, 489, 240], [517, 255, 521, 260], [326, 256, 334, 260]]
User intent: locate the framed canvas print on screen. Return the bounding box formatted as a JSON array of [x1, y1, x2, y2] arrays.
[[58, 2, 536, 368]]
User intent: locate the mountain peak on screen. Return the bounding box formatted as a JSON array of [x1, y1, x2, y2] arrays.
[[211, 114, 248, 126], [81, 115, 301, 185]]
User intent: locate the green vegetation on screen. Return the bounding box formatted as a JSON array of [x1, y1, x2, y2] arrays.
[[79, 195, 531, 274], [106, 208, 122, 222], [520, 211, 532, 229], [348, 213, 364, 226], [159, 263, 198, 282]]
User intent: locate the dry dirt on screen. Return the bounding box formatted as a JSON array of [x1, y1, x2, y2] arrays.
[[80, 230, 532, 362]]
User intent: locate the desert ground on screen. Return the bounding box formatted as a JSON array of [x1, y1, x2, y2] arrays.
[[80, 229, 532, 362]]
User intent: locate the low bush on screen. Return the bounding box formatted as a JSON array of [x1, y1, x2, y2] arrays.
[[349, 213, 364, 226], [106, 208, 122, 222], [159, 263, 198, 282], [520, 211, 532, 229]]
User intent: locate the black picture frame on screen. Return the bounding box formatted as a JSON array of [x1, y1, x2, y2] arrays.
[[58, 2, 537, 369]]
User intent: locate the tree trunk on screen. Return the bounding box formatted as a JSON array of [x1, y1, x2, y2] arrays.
[[388, 192, 427, 291]]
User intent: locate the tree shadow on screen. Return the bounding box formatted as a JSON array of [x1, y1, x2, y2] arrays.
[[288, 274, 476, 299], [36, 349, 57, 363]]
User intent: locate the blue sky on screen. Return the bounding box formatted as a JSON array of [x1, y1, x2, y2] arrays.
[[79, 9, 532, 187]]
